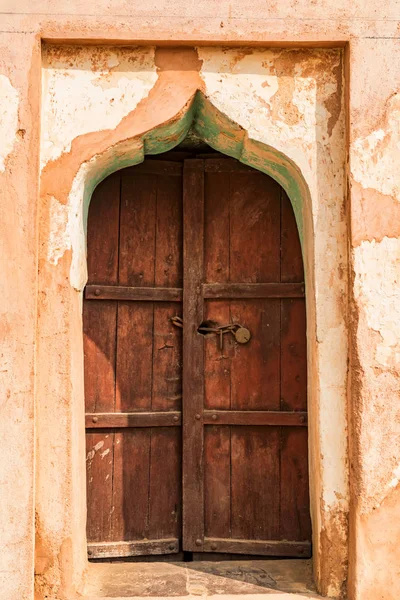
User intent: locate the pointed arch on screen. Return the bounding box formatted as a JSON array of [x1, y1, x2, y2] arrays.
[[72, 92, 313, 292]]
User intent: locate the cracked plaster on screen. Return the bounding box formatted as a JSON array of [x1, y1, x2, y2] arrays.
[[352, 93, 400, 202], [41, 45, 158, 169], [350, 86, 400, 531]]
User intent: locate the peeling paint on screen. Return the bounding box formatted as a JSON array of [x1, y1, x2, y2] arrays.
[[47, 196, 69, 266], [351, 94, 400, 246], [354, 237, 400, 369], [198, 47, 344, 190], [352, 94, 400, 202], [0, 74, 19, 171], [41, 45, 158, 169]]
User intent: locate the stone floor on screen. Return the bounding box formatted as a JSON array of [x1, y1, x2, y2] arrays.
[[84, 559, 323, 599]]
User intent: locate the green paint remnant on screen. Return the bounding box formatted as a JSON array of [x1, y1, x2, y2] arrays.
[[84, 91, 311, 250], [143, 98, 196, 155], [191, 92, 308, 245]]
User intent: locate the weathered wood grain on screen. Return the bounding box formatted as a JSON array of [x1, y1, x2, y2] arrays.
[[85, 285, 183, 302], [202, 537, 311, 557], [202, 410, 307, 426], [85, 412, 182, 428], [182, 159, 205, 551], [202, 282, 305, 299]]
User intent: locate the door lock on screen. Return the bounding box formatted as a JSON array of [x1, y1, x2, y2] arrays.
[[171, 316, 251, 350]]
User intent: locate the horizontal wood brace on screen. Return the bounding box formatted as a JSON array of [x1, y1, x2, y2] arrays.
[[85, 411, 181, 428], [203, 537, 311, 558], [125, 160, 183, 175], [85, 283, 304, 302], [85, 285, 183, 302], [202, 282, 305, 299], [203, 410, 307, 426], [87, 538, 179, 559]]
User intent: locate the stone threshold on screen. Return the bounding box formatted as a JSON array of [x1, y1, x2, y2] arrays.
[[84, 559, 323, 599]]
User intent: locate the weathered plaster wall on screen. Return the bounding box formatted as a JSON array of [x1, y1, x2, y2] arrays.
[[348, 39, 400, 600], [36, 44, 348, 600], [0, 3, 399, 600], [0, 32, 41, 600]]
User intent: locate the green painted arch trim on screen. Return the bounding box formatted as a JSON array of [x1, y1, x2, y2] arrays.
[[84, 91, 311, 248]]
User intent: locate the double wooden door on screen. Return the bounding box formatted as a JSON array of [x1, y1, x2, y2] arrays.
[[84, 155, 311, 560]]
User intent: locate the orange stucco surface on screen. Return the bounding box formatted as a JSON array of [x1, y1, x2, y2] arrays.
[[0, 3, 399, 600]]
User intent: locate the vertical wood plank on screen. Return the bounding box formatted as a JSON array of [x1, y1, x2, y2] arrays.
[[203, 170, 232, 411], [86, 432, 114, 542], [149, 427, 182, 540], [280, 298, 307, 412], [84, 173, 120, 413], [229, 169, 281, 412], [230, 299, 281, 411], [152, 172, 183, 412], [280, 187, 310, 543], [83, 302, 118, 413], [119, 172, 157, 287], [280, 427, 311, 541], [204, 301, 233, 410], [84, 173, 120, 545], [231, 426, 280, 541], [152, 304, 183, 412], [182, 159, 205, 550], [204, 170, 230, 284], [280, 188, 304, 284], [111, 429, 151, 542], [86, 173, 121, 285], [154, 173, 183, 288], [202, 168, 232, 544], [149, 172, 183, 549], [280, 185, 307, 411], [115, 302, 154, 412], [204, 426, 231, 539], [117, 169, 156, 412], [230, 171, 281, 283]]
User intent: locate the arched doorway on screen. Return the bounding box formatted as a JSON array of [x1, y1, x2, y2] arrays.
[[83, 147, 311, 560]]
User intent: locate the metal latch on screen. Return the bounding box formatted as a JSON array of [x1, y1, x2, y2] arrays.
[[171, 316, 251, 350]]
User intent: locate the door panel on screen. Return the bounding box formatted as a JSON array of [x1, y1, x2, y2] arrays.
[[84, 154, 310, 560], [84, 161, 183, 559], [183, 157, 311, 557]]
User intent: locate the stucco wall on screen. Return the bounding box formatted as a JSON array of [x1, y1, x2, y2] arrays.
[[0, 3, 399, 600], [0, 32, 40, 600], [348, 38, 400, 599]]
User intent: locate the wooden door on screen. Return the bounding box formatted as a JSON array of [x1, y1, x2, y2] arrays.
[[84, 155, 311, 560], [182, 158, 311, 558], [84, 161, 184, 559]]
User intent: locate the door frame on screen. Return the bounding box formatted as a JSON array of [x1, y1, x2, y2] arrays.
[[36, 91, 349, 599]]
